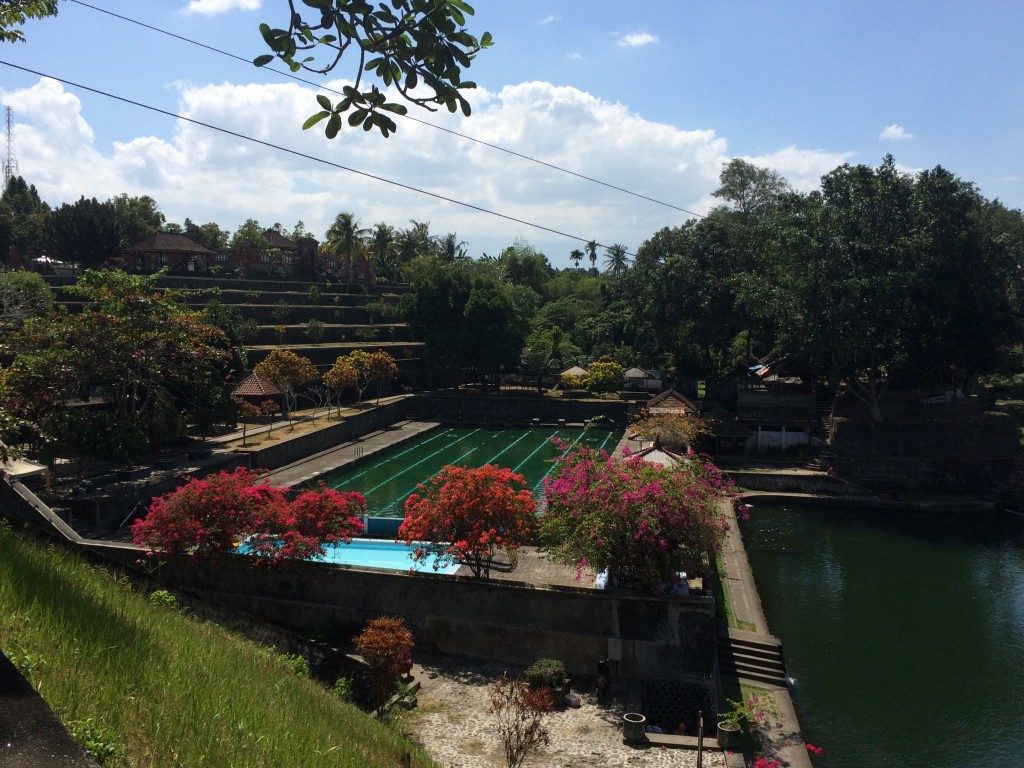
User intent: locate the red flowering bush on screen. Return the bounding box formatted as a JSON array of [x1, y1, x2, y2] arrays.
[[540, 441, 731, 590], [354, 616, 415, 713], [488, 672, 553, 768], [248, 484, 365, 562], [399, 464, 536, 578], [753, 758, 781, 768], [132, 469, 365, 563], [132, 468, 285, 557]]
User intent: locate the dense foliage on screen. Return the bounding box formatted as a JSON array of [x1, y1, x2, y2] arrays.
[[354, 616, 415, 714], [132, 468, 365, 563], [488, 672, 552, 768], [399, 463, 536, 577], [540, 442, 731, 589], [1, 270, 232, 460]]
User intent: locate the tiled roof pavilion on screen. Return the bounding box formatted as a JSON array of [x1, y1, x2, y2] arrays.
[[231, 372, 283, 399]]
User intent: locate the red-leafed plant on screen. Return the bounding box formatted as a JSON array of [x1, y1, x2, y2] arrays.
[[132, 470, 365, 564], [399, 464, 536, 578], [354, 616, 415, 714], [488, 672, 553, 768], [131, 467, 285, 557], [248, 485, 365, 562]]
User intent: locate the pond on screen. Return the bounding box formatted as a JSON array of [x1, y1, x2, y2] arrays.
[[743, 504, 1024, 767]]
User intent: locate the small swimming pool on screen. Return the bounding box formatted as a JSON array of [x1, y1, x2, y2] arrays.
[[316, 538, 461, 575]]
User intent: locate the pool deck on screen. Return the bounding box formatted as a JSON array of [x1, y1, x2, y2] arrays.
[[261, 420, 440, 488]]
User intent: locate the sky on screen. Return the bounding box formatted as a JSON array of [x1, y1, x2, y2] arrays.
[[0, 0, 1022, 265]]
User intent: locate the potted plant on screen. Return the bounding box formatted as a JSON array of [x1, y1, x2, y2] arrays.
[[716, 698, 747, 750], [525, 659, 570, 708]]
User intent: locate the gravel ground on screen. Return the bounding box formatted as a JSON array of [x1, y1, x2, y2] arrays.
[[402, 654, 726, 768]]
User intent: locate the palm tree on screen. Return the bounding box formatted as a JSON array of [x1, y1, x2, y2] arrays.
[[368, 222, 397, 283], [604, 243, 629, 275], [325, 211, 368, 291], [395, 220, 431, 278], [586, 240, 598, 272], [435, 231, 467, 262], [569, 248, 584, 270]]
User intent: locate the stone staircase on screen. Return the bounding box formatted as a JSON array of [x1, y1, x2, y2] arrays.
[[716, 628, 787, 687]]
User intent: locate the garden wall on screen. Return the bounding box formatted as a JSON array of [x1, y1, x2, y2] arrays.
[[411, 394, 629, 426], [87, 542, 717, 684]]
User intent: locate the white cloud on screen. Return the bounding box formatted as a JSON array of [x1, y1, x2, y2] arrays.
[[1, 77, 849, 265], [616, 32, 659, 48], [541, 14, 559, 25], [879, 123, 914, 141], [184, 0, 260, 16], [740, 146, 853, 192], [566, 52, 582, 61]]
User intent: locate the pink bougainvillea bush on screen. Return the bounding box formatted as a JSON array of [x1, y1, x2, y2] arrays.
[[132, 468, 364, 563], [399, 464, 536, 578], [540, 441, 731, 590]]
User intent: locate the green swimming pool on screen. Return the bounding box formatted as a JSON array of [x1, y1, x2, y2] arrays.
[[319, 425, 618, 517]]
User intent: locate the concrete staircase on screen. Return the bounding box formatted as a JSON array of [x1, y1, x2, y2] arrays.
[[716, 629, 787, 687]]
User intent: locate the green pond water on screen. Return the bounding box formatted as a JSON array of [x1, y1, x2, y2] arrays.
[[319, 425, 618, 517], [743, 504, 1024, 767]]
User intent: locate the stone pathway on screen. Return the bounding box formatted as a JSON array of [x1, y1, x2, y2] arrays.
[[404, 655, 725, 768]]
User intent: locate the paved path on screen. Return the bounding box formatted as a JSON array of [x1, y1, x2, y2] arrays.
[[720, 497, 813, 768], [262, 420, 440, 487]]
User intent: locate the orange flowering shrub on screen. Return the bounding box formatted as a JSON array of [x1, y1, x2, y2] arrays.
[[354, 616, 415, 713], [399, 464, 536, 578]]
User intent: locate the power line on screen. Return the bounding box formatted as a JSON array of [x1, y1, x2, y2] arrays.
[[0, 59, 640, 257], [66, 0, 706, 220]]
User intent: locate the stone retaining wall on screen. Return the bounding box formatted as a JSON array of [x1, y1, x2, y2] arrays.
[[88, 542, 717, 683]]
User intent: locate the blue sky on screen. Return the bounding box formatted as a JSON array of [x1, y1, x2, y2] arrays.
[[1, 0, 1022, 264]]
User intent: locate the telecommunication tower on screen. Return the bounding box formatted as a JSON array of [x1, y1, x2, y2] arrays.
[[2, 106, 18, 188]]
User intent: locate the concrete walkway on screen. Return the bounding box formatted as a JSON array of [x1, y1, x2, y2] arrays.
[[719, 497, 813, 768], [262, 420, 440, 487], [0, 652, 97, 767]]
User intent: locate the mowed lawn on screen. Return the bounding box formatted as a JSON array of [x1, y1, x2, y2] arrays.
[[0, 527, 435, 768]]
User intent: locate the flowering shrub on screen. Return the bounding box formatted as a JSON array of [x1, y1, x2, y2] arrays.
[[488, 671, 552, 768], [399, 464, 536, 578], [248, 485, 365, 562], [806, 742, 825, 756], [753, 758, 781, 768], [132, 469, 365, 563], [540, 442, 731, 589], [354, 616, 415, 713], [132, 468, 285, 557], [720, 691, 782, 731]]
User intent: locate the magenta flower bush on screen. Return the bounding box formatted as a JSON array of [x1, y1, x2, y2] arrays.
[[539, 440, 731, 590]]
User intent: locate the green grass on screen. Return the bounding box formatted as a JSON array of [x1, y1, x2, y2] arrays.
[[0, 527, 436, 768]]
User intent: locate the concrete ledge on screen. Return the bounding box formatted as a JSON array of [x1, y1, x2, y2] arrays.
[[644, 732, 721, 751], [0, 652, 97, 767]]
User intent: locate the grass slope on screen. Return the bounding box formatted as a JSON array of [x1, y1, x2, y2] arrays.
[[0, 528, 435, 768]]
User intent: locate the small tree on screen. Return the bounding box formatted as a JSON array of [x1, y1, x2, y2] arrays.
[[631, 409, 708, 451], [354, 616, 415, 715], [248, 485, 364, 563], [367, 349, 398, 404], [540, 444, 731, 590], [324, 355, 359, 417], [231, 396, 262, 446], [584, 356, 624, 394], [344, 349, 373, 403], [399, 464, 536, 578], [305, 318, 324, 343], [131, 468, 287, 557], [488, 672, 553, 768], [253, 348, 317, 425]]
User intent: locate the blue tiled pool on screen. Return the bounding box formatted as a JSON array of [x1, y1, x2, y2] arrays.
[[317, 539, 461, 574]]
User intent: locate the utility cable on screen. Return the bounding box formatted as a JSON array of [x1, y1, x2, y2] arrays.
[[0, 59, 639, 257], [66, 0, 705, 220]]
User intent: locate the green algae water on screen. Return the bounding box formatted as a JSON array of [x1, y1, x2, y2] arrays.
[[743, 505, 1024, 767], [319, 426, 617, 517]]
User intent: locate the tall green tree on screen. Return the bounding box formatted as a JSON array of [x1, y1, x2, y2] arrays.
[[48, 197, 120, 268], [0, 176, 50, 263], [324, 211, 368, 290], [109, 194, 165, 248], [0, 0, 57, 43], [714, 158, 791, 219], [603, 243, 629, 275]]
